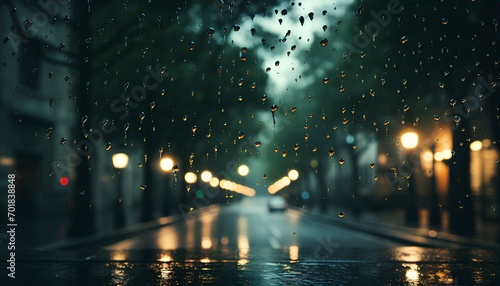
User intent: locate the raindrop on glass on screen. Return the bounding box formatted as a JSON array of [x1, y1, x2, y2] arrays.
[[299, 16, 305, 26], [105, 142, 112, 151]]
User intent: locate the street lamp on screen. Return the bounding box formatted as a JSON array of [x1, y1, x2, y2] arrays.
[[184, 172, 198, 184], [200, 170, 213, 183], [159, 156, 175, 215], [238, 165, 250, 176], [428, 144, 441, 227], [470, 140, 487, 218], [288, 169, 299, 181], [112, 153, 129, 228], [160, 157, 174, 172], [401, 132, 419, 224]]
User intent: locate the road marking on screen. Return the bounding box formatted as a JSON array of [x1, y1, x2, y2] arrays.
[[268, 237, 281, 249]]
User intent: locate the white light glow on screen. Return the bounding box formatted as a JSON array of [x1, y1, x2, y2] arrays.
[[238, 165, 250, 176], [401, 132, 419, 149], [200, 170, 212, 183], [160, 157, 174, 172], [112, 153, 129, 169], [288, 169, 299, 181], [184, 172, 197, 184], [470, 140, 482, 151]]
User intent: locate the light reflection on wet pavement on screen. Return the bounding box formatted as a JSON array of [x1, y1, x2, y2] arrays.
[[9, 248, 500, 285]]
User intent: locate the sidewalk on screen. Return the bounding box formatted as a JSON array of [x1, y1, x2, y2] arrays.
[[296, 205, 500, 250]]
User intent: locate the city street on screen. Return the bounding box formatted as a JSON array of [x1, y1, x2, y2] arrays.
[[5, 197, 500, 285]]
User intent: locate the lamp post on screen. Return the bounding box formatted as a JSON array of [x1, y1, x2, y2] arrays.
[[160, 157, 174, 215], [401, 132, 419, 225], [112, 153, 129, 228], [428, 144, 441, 226], [470, 140, 486, 218]]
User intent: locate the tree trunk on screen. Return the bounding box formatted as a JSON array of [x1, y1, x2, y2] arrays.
[[448, 120, 474, 235], [68, 2, 95, 237]]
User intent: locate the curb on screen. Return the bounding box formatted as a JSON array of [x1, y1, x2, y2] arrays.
[[36, 204, 221, 251], [289, 207, 500, 250]]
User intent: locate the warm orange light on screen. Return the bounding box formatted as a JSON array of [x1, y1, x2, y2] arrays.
[[470, 140, 482, 151], [401, 132, 419, 149]]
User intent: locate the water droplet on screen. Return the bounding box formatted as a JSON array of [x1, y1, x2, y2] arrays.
[[233, 25, 240, 32], [60, 137, 67, 145], [320, 39, 328, 47], [293, 143, 300, 151], [370, 163, 375, 169], [238, 131, 245, 140], [453, 115, 461, 123], [433, 114, 441, 121], [251, 28, 256, 36], [137, 13, 146, 23], [271, 104, 278, 113], [403, 104, 410, 112], [338, 158, 345, 165], [46, 127, 53, 139], [81, 115, 89, 126], [172, 165, 180, 173], [400, 36, 409, 44], [322, 25, 328, 32], [449, 99, 456, 107], [328, 149, 335, 157], [275, 61, 280, 66], [338, 212, 345, 218], [299, 16, 305, 26], [255, 141, 261, 148], [322, 77, 330, 85], [105, 142, 112, 151], [188, 41, 195, 51], [207, 27, 215, 37], [441, 18, 448, 25], [140, 184, 147, 190], [308, 12, 314, 20]]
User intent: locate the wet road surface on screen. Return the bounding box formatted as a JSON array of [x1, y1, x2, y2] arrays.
[[4, 197, 500, 285]]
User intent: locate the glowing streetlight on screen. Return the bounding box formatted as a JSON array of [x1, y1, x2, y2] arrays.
[[470, 140, 482, 151], [441, 149, 452, 160], [160, 157, 174, 172], [400, 132, 419, 224], [401, 132, 419, 149], [200, 170, 213, 183], [184, 172, 197, 184], [238, 165, 249, 176], [288, 169, 299, 181], [112, 153, 129, 169], [434, 152, 444, 162], [111, 153, 128, 228], [209, 177, 219, 188]]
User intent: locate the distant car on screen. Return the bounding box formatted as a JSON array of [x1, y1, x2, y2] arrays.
[[268, 196, 287, 212]]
